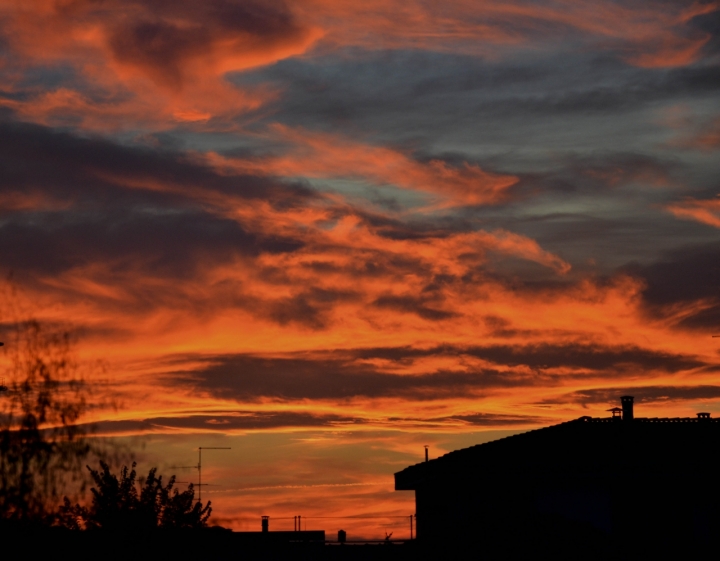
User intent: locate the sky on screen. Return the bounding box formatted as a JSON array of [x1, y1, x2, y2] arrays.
[[1, 0, 720, 539]]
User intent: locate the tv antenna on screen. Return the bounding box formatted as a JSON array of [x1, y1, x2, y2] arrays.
[[170, 447, 231, 501], [175, 481, 219, 491], [198, 447, 230, 501], [168, 464, 199, 486]]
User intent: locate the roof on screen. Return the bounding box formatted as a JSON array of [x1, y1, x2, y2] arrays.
[[395, 415, 720, 490]]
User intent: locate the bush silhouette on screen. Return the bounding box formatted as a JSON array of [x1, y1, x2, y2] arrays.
[[59, 462, 211, 530]]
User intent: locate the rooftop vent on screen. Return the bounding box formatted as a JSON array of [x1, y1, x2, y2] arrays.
[[620, 396, 634, 422]]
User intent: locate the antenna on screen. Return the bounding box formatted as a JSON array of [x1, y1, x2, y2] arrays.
[[168, 465, 199, 489], [198, 447, 231, 501]]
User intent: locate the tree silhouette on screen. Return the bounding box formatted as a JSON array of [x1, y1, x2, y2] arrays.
[[59, 462, 211, 530], [0, 317, 96, 522]]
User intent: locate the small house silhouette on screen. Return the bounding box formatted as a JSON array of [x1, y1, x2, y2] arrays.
[[395, 397, 720, 556]]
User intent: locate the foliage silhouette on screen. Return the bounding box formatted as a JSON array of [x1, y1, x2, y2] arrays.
[[0, 315, 96, 523], [59, 461, 212, 530]]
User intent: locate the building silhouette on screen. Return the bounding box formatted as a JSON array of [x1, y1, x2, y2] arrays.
[[395, 397, 720, 556]]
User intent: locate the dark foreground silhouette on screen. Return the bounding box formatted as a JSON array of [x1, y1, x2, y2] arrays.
[[5, 390, 719, 559], [396, 397, 720, 560], [1, 523, 715, 561], [58, 462, 211, 530]]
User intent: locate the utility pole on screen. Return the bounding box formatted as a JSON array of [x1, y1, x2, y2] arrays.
[[409, 514, 414, 539], [198, 446, 230, 501]]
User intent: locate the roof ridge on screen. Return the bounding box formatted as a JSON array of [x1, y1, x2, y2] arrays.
[[433, 417, 587, 461], [408, 415, 719, 467]]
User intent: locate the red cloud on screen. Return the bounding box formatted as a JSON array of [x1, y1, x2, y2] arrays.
[[666, 198, 720, 229], [0, 0, 321, 130]]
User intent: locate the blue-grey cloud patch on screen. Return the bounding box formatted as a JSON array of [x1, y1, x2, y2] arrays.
[[231, 49, 720, 150]]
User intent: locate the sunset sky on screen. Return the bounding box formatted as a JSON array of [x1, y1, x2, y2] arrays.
[[1, 0, 720, 538]]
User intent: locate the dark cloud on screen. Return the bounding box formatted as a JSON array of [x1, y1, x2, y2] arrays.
[[461, 344, 703, 373], [170, 343, 703, 402], [87, 411, 366, 434], [372, 294, 457, 321], [86, 410, 550, 434], [0, 116, 315, 209], [172, 354, 525, 402], [262, 288, 360, 329], [510, 152, 677, 197], [547, 385, 720, 407], [109, 22, 211, 89], [628, 245, 720, 305], [0, 210, 300, 279], [103, 0, 308, 89], [354, 342, 703, 372], [0, 117, 311, 278], [689, 7, 720, 57], [623, 244, 720, 330], [434, 413, 548, 426]]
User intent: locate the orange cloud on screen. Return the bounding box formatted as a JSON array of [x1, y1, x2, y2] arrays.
[[210, 125, 519, 207], [625, 35, 710, 68], [0, 0, 321, 130], [666, 198, 720, 228], [2, 0, 716, 132], [299, 0, 719, 67]]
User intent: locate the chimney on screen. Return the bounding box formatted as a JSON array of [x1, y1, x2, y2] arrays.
[[621, 396, 634, 422], [261, 516, 269, 533], [424, 445, 429, 462]]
